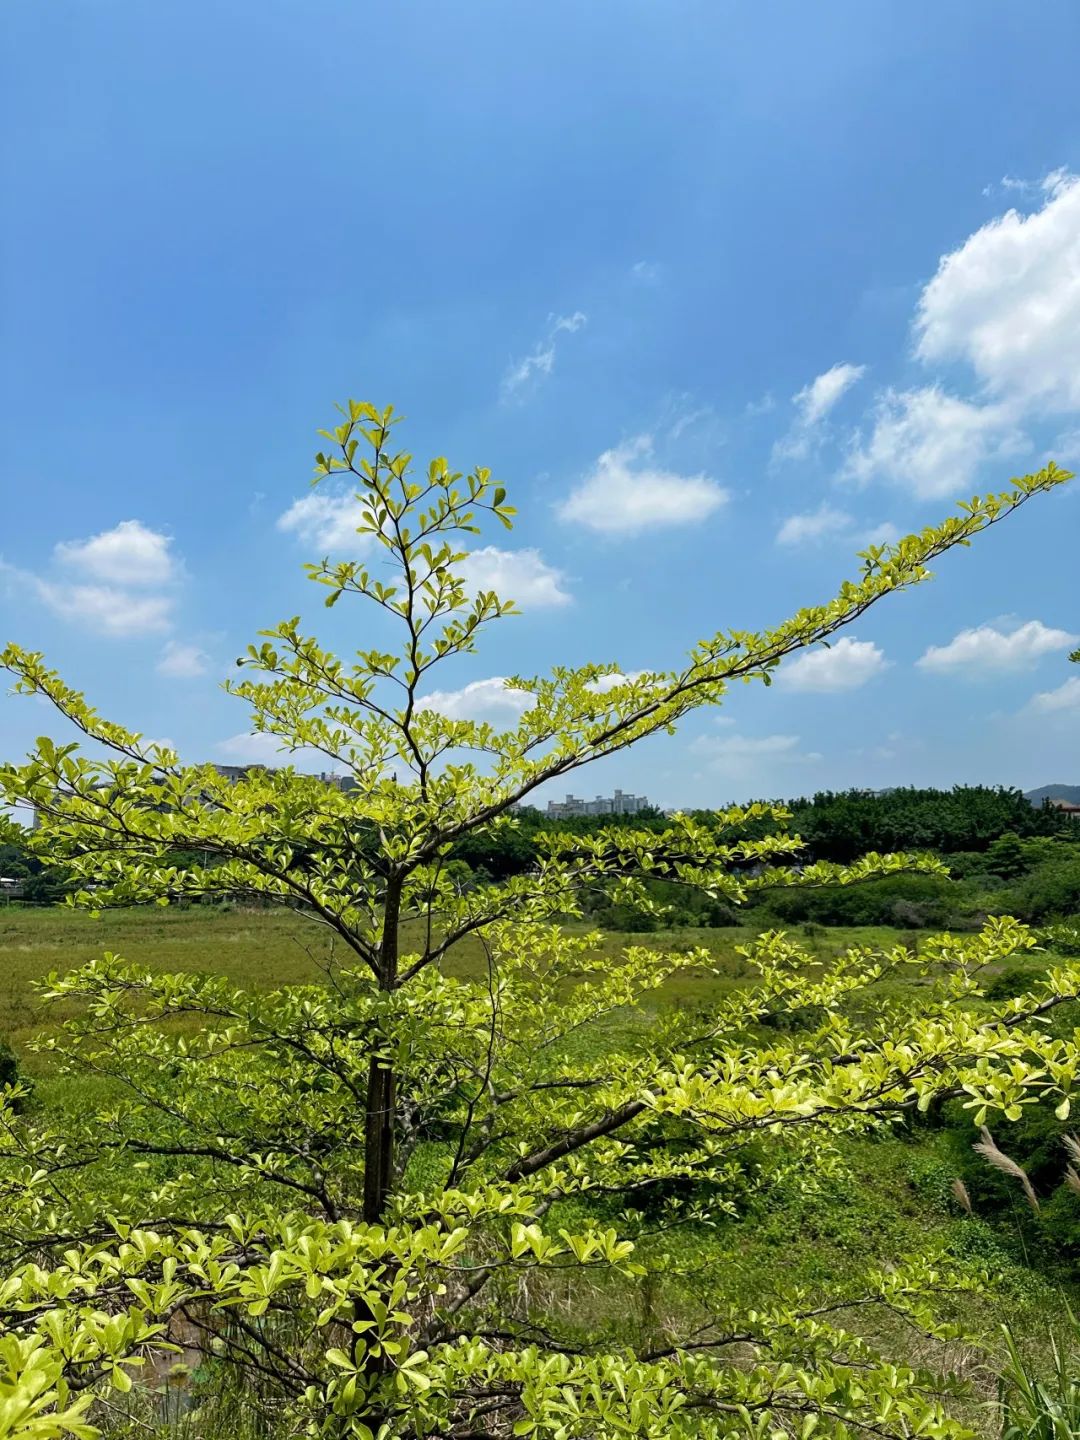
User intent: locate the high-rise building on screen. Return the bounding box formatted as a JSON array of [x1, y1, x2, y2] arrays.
[[545, 789, 651, 819]]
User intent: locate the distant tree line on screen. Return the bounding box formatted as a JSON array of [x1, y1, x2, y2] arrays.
[[5, 785, 1077, 927], [451, 785, 1070, 875]]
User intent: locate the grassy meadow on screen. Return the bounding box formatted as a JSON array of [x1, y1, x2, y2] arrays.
[[0, 902, 970, 1058], [0, 901, 1072, 1426]]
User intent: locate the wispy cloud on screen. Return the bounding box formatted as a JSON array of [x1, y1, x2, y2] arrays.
[[775, 504, 897, 549], [773, 362, 866, 463], [776, 504, 854, 547], [216, 732, 292, 765], [745, 393, 776, 418], [690, 731, 821, 776], [1027, 676, 1080, 712], [157, 640, 211, 678], [32, 580, 173, 637], [501, 311, 587, 401]]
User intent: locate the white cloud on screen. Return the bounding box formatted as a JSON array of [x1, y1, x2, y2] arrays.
[[502, 311, 587, 400], [918, 619, 1079, 675], [775, 507, 898, 549], [586, 670, 647, 694], [558, 436, 729, 536], [157, 640, 210, 678], [795, 363, 867, 426], [215, 732, 291, 765], [774, 363, 866, 462], [54, 519, 178, 586], [459, 546, 571, 608], [33, 580, 173, 637], [982, 175, 1038, 199], [841, 386, 1027, 498], [277, 490, 365, 551], [630, 260, 661, 283], [690, 732, 818, 775], [916, 170, 1080, 412], [4, 519, 183, 638], [780, 637, 888, 692], [841, 173, 1080, 499], [776, 504, 854, 547], [745, 393, 776, 417], [1028, 676, 1080, 712], [417, 676, 535, 723], [552, 311, 587, 335], [668, 404, 717, 442]]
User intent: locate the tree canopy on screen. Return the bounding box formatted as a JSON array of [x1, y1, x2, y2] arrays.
[[0, 404, 1075, 1439]]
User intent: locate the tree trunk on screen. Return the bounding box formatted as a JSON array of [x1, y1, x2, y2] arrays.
[[363, 876, 401, 1225], [362, 1059, 396, 1224]]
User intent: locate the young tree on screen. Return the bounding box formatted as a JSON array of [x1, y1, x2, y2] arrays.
[[0, 404, 1076, 1439]]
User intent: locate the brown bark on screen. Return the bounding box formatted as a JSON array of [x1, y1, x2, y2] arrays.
[[363, 875, 401, 1225]]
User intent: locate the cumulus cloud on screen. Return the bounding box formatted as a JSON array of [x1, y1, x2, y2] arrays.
[[840, 173, 1080, 497], [417, 677, 535, 723], [558, 436, 728, 536], [841, 386, 1027, 499], [277, 490, 365, 551], [773, 363, 866, 462], [780, 637, 888, 692], [6, 519, 182, 638], [502, 311, 587, 400], [916, 170, 1080, 412], [54, 519, 179, 586], [1028, 676, 1080, 712], [157, 640, 210, 678], [459, 546, 571, 608], [918, 619, 1079, 675]]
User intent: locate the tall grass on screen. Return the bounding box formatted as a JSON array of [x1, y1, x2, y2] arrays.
[[999, 1309, 1080, 1439]]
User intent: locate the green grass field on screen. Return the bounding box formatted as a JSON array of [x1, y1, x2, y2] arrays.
[[0, 901, 1068, 1424], [0, 903, 931, 1058]]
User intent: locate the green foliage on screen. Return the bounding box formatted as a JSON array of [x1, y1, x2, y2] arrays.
[[998, 1306, 1080, 1440], [762, 870, 957, 928], [0, 404, 1073, 1437], [1000, 853, 1080, 924], [783, 786, 1071, 864]]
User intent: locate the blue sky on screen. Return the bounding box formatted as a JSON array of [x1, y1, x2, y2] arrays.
[[2, 1, 1079, 809]]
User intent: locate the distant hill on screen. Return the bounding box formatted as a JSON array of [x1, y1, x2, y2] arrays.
[[1025, 784, 1080, 806]]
